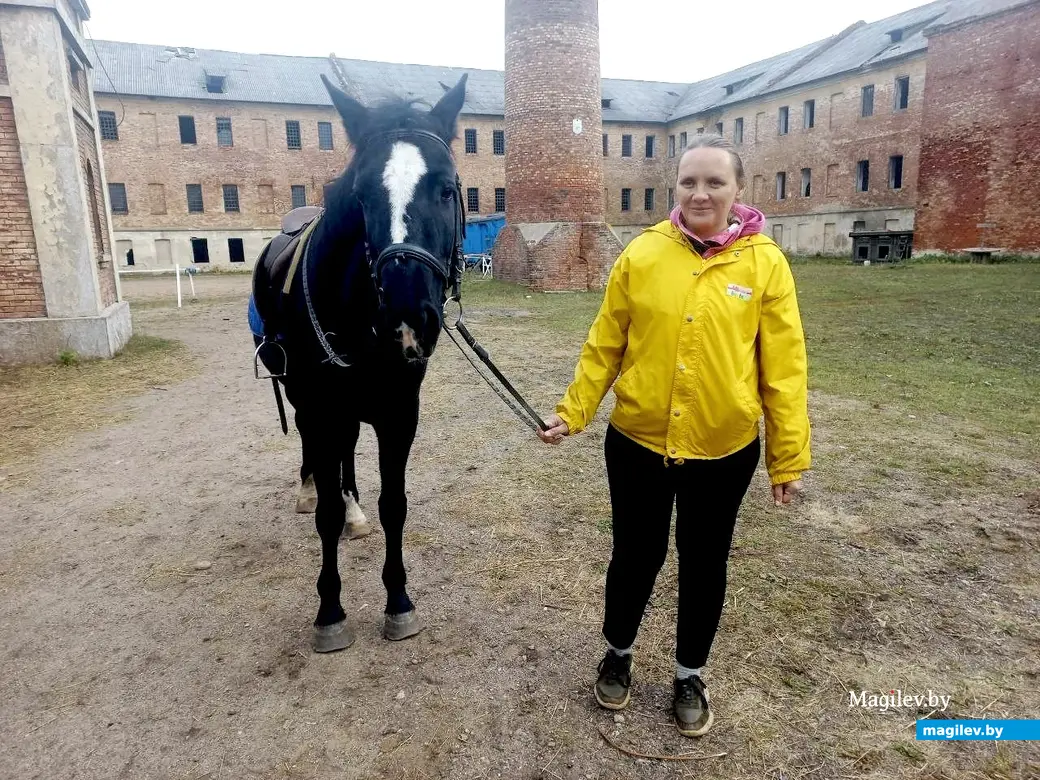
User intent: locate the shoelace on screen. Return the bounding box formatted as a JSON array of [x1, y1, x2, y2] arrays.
[[675, 676, 708, 708], [598, 652, 631, 687]]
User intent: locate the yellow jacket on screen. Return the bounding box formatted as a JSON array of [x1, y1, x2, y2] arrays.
[[556, 221, 810, 485]]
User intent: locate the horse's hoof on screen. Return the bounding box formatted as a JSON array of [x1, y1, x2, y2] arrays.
[[383, 610, 423, 641], [312, 620, 355, 653], [296, 476, 317, 514], [345, 495, 373, 539]]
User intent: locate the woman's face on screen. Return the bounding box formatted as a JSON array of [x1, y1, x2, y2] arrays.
[[676, 148, 742, 238]]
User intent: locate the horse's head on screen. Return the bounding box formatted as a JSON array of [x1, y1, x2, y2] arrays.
[[322, 74, 468, 361]]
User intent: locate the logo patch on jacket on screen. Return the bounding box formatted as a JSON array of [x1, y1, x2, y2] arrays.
[[726, 283, 753, 302]]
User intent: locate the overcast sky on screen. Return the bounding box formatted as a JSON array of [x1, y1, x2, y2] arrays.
[[84, 0, 929, 83]]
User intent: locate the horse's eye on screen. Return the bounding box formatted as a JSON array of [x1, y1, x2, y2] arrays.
[[441, 187, 455, 202]]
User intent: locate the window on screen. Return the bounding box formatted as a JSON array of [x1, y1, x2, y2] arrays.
[[644, 188, 654, 211], [888, 28, 904, 43], [464, 128, 477, 154], [186, 184, 204, 213], [679, 131, 687, 149], [495, 187, 505, 212], [601, 98, 612, 109], [206, 74, 226, 93], [776, 172, 787, 200], [98, 111, 118, 141], [856, 160, 870, 192], [602, 134, 609, 156], [778, 106, 789, 135], [108, 183, 128, 214], [222, 184, 240, 212], [191, 237, 209, 264], [621, 188, 631, 211], [645, 135, 655, 158], [804, 99, 815, 129], [68, 55, 83, 92], [318, 121, 334, 150], [286, 120, 302, 149], [668, 135, 676, 158], [124, 247, 134, 266], [715, 122, 723, 136], [291, 184, 307, 208], [228, 237, 245, 263], [853, 220, 867, 231], [861, 85, 875, 117], [800, 168, 811, 197], [216, 117, 233, 147], [467, 187, 479, 212], [667, 188, 674, 210], [696, 127, 704, 135], [889, 155, 904, 189], [179, 115, 197, 145], [734, 117, 744, 145], [621, 134, 632, 157], [894, 76, 910, 110], [493, 130, 505, 155]]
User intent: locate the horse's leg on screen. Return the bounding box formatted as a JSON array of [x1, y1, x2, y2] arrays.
[[295, 400, 318, 514], [304, 415, 354, 653], [342, 417, 373, 539], [375, 415, 421, 641]]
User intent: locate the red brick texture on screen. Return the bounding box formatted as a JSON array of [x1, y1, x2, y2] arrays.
[[0, 97, 45, 319], [498, 0, 621, 290], [915, 3, 1040, 253], [75, 114, 118, 307]]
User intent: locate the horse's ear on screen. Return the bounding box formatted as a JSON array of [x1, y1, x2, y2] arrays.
[[322, 74, 369, 144], [430, 73, 467, 141]]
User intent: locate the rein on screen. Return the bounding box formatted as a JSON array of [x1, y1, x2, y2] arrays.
[[292, 128, 547, 433]]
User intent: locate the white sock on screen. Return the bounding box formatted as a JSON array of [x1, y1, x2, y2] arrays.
[[607, 642, 632, 657], [675, 663, 702, 680]]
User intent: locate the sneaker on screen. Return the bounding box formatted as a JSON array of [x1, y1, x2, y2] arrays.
[[594, 650, 632, 710], [674, 675, 713, 737]]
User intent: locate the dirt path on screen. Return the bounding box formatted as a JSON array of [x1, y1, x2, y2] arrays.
[[1, 274, 1037, 780]]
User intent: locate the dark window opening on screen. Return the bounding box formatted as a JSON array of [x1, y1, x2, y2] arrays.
[[291, 185, 306, 208], [602, 134, 609, 156], [644, 188, 654, 211], [494, 187, 505, 212], [894, 76, 910, 110], [621, 188, 631, 212], [858, 245, 870, 259], [125, 247, 135, 266], [861, 85, 875, 117], [99, 111, 119, 141], [318, 121, 334, 150], [222, 184, 239, 212], [645, 135, 655, 158], [216, 117, 233, 147], [889, 155, 904, 189], [800, 168, 811, 197], [888, 28, 903, 43], [286, 120, 302, 150], [778, 106, 789, 135], [186, 184, 204, 213], [734, 117, 744, 145], [467, 187, 479, 212], [228, 237, 245, 263], [878, 245, 891, 260], [715, 122, 723, 136], [804, 99, 815, 129], [601, 98, 612, 109], [108, 183, 128, 214], [179, 115, 197, 145], [464, 128, 477, 154], [191, 238, 210, 263], [853, 220, 867, 231], [856, 160, 870, 192], [621, 134, 632, 157], [68, 55, 83, 92], [205, 74, 226, 93], [668, 135, 676, 157], [493, 130, 505, 155], [776, 172, 787, 200], [679, 131, 687, 149], [667, 188, 674, 209]]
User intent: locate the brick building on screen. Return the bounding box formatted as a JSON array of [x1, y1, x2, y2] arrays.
[[0, 0, 130, 363], [88, 0, 1038, 279]]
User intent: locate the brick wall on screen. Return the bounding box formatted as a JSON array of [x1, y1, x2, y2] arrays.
[[75, 114, 118, 307], [915, 3, 1040, 253], [602, 120, 672, 227], [0, 97, 45, 319]]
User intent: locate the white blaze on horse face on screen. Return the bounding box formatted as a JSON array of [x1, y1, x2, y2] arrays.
[[382, 141, 427, 244]]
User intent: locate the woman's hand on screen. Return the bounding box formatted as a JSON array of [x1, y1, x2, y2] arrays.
[[537, 414, 570, 445], [772, 479, 803, 506]]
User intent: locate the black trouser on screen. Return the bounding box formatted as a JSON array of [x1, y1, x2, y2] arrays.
[[602, 425, 760, 669]]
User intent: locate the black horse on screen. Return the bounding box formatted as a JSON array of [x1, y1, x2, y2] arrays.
[[251, 74, 468, 652]]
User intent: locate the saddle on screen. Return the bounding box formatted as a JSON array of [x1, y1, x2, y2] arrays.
[[251, 206, 323, 341]]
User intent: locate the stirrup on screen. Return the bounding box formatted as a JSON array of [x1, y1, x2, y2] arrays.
[[254, 338, 287, 380]]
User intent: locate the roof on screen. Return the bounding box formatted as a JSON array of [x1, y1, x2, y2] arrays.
[[88, 0, 1021, 123]]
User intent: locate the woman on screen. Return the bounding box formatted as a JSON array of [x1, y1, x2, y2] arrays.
[[537, 135, 810, 737]]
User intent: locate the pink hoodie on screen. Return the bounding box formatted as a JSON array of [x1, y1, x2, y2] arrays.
[[669, 202, 766, 259]]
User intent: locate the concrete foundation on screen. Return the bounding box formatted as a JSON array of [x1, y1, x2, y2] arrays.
[[0, 301, 131, 365]]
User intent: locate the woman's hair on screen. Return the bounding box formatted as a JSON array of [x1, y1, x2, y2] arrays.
[[676, 134, 746, 189]]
